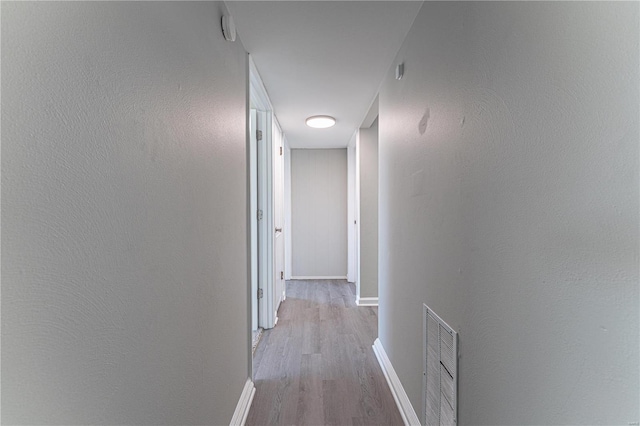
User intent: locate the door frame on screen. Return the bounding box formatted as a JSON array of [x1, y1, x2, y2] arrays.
[[250, 56, 281, 330]]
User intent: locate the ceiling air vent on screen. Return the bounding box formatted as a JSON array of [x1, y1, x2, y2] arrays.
[[423, 304, 458, 426]]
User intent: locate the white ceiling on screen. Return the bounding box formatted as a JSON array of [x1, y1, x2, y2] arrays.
[[226, 1, 423, 148]]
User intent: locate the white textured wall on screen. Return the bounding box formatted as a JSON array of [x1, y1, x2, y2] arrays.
[[378, 2, 639, 424], [2, 2, 249, 424], [291, 149, 347, 277], [358, 119, 379, 299]]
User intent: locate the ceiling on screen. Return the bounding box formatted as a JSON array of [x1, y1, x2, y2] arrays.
[[226, 1, 423, 148]]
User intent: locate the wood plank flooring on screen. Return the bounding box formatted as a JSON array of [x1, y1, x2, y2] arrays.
[[247, 279, 403, 426]]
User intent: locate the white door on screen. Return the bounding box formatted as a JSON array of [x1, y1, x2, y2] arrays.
[[256, 110, 270, 329], [250, 109, 258, 332], [273, 128, 285, 312]]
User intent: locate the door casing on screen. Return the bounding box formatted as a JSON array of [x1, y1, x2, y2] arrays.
[[249, 56, 284, 331]]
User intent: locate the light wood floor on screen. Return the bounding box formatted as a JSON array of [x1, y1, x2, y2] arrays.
[[247, 279, 403, 426]]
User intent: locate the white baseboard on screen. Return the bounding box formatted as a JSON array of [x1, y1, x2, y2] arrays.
[[372, 338, 421, 426], [356, 296, 378, 307], [290, 276, 348, 280], [230, 378, 255, 426]]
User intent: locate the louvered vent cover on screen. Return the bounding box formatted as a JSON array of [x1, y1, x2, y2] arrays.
[[423, 304, 458, 426]]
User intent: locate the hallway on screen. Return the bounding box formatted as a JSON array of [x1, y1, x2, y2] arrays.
[[247, 280, 402, 426], [3, 2, 638, 424]]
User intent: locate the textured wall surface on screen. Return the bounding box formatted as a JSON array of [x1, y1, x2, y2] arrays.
[[378, 2, 639, 424], [291, 149, 348, 277], [2, 2, 249, 424], [359, 119, 379, 299]]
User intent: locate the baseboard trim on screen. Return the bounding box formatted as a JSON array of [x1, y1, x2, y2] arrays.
[[355, 296, 379, 307], [372, 338, 421, 426], [290, 276, 348, 280], [230, 378, 255, 426]]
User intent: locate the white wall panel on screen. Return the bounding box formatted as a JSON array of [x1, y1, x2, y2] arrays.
[[291, 149, 348, 277], [2, 3, 249, 424], [378, 2, 639, 424]]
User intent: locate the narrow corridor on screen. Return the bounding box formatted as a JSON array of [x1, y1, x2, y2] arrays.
[[247, 280, 403, 426]]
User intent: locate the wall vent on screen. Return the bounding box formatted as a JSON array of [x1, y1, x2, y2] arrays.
[[423, 304, 458, 426]]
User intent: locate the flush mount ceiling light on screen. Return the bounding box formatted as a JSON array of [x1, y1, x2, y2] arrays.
[[305, 115, 336, 129]]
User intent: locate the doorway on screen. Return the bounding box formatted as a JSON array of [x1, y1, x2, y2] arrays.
[[249, 108, 264, 349], [249, 56, 286, 365]]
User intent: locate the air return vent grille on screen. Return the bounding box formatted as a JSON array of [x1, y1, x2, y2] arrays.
[[423, 304, 458, 426]]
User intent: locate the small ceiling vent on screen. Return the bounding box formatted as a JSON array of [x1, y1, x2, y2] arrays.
[[423, 304, 458, 426], [221, 15, 236, 42]]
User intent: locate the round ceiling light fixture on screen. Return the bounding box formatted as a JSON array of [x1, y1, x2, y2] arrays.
[[305, 115, 336, 129]]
